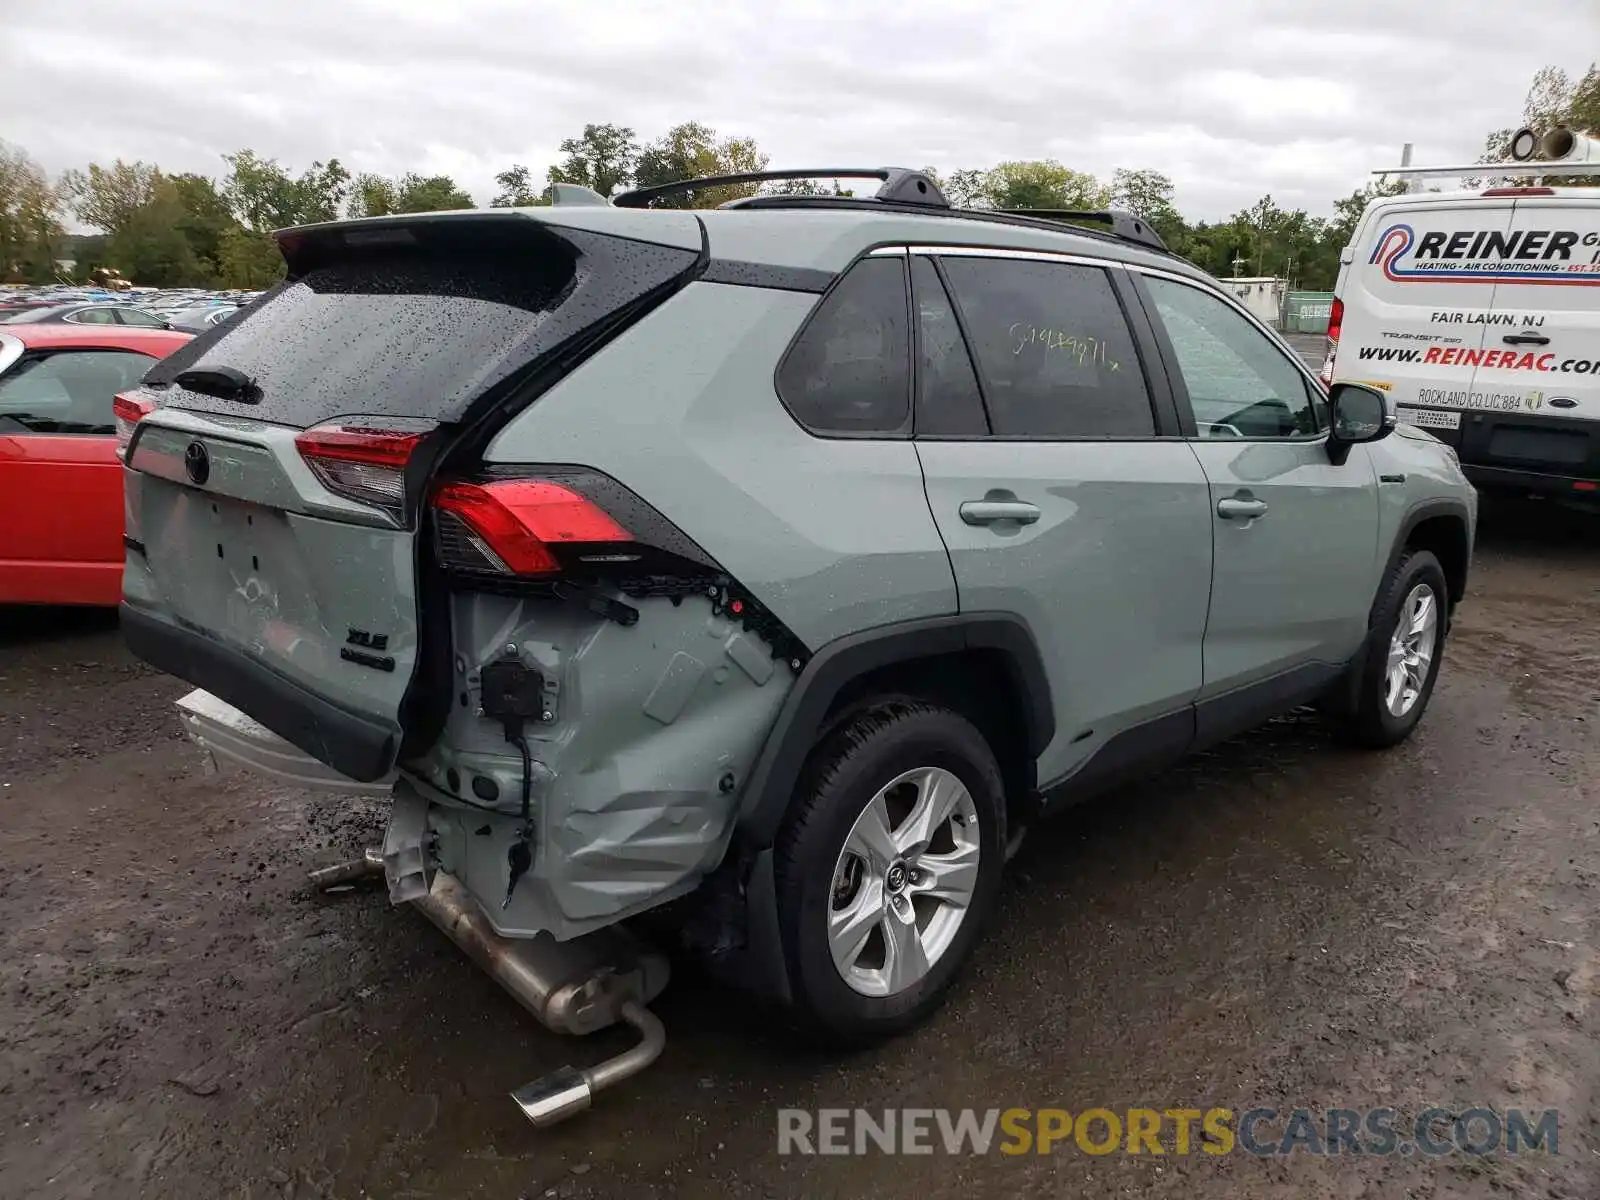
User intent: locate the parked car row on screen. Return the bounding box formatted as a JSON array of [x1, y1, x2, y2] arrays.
[[0, 285, 263, 335]]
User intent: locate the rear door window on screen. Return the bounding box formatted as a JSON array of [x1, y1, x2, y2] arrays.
[[938, 256, 1155, 438], [0, 350, 154, 435], [776, 256, 911, 435]]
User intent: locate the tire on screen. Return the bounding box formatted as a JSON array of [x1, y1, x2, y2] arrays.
[[1344, 549, 1450, 748], [773, 699, 1006, 1046]]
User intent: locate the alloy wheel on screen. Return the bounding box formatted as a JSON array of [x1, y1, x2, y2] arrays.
[[826, 766, 981, 998], [1384, 582, 1439, 718]]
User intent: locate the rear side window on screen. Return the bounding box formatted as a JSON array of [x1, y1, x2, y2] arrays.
[[152, 250, 577, 427], [776, 257, 910, 435], [0, 350, 153, 435], [940, 257, 1154, 438]]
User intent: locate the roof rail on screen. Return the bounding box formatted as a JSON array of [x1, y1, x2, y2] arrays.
[[997, 209, 1167, 252], [612, 168, 949, 209], [1373, 160, 1600, 181]]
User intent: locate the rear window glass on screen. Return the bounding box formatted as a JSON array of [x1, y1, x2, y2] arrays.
[[152, 251, 576, 427]]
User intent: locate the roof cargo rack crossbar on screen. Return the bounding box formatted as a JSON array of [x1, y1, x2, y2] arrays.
[[997, 209, 1167, 252], [613, 168, 949, 209], [1374, 161, 1600, 180]]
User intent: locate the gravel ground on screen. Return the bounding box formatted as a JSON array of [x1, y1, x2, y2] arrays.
[[4, 435, 1599, 1196]]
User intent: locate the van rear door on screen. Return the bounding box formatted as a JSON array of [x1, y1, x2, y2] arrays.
[[1459, 193, 1600, 492], [1335, 198, 1514, 437], [120, 210, 703, 782]]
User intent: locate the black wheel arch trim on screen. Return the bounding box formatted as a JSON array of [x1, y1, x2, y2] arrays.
[[734, 612, 1053, 849], [1382, 496, 1474, 620]]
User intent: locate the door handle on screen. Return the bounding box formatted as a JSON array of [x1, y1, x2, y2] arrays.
[[959, 500, 1041, 526], [1502, 333, 1550, 346], [1216, 495, 1268, 520]]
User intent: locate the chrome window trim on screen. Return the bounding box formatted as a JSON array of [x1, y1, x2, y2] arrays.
[[907, 244, 1123, 271]]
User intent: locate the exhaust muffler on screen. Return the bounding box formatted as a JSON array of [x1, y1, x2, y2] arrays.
[[312, 853, 669, 1127]]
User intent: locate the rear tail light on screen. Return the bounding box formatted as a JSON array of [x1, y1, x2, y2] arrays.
[[431, 467, 811, 667], [295, 420, 431, 511], [113, 392, 154, 457], [1482, 187, 1555, 197], [1319, 296, 1344, 385], [433, 478, 635, 577]]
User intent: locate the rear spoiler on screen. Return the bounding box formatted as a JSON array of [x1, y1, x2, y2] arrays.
[[274, 208, 704, 280]]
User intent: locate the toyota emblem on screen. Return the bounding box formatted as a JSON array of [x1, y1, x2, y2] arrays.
[[184, 441, 211, 485]]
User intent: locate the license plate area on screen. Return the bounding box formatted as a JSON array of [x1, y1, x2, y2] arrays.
[[144, 482, 323, 662]]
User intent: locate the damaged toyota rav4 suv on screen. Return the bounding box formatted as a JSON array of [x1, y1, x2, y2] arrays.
[[119, 168, 1476, 1114]]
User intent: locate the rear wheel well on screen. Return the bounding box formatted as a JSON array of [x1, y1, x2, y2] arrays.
[[1403, 514, 1469, 609], [819, 650, 1039, 833]]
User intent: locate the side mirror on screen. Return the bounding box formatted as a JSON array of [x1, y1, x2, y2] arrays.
[[1326, 382, 1394, 464]]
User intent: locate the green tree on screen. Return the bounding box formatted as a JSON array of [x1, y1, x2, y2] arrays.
[[547, 123, 638, 198], [221, 151, 351, 230], [168, 173, 235, 282], [105, 179, 202, 286], [349, 172, 473, 217], [216, 226, 284, 288], [491, 164, 544, 207], [60, 159, 161, 236], [922, 167, 988, 208], [0, 142, 67, 282], [349, 173, 399, 219], [981, 161, 1109, 211], [1110, 167, 1186, 244], [633, 122, 769, 208]]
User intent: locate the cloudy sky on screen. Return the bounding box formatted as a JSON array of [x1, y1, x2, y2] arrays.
[[2, 0, 1594, 223]]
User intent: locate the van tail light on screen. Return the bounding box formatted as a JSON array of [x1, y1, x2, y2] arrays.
[[1319, 296, 1344, 385], [113, 392, 154, 457], [295, 420, 433, 510]]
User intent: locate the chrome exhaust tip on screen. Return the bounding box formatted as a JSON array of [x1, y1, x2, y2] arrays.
[[511, 1000, 667, 1127]]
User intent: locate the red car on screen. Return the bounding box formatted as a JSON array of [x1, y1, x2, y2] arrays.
[[0, 324, 192, 606]]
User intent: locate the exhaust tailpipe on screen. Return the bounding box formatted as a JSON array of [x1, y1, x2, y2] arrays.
[[407, 868, 670, 1126], [510, 1000, 666, 1126]]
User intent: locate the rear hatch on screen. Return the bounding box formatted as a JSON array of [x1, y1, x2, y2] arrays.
[[119, 209, 703, 781]]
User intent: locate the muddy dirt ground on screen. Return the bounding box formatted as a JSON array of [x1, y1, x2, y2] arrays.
[[2, 493, 1598, 1200]]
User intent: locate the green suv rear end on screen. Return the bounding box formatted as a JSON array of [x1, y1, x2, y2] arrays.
[[120, 169, 1477, 1056]]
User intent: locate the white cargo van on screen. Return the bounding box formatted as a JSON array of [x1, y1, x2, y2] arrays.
[[1325, 185, 1600, 500]]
